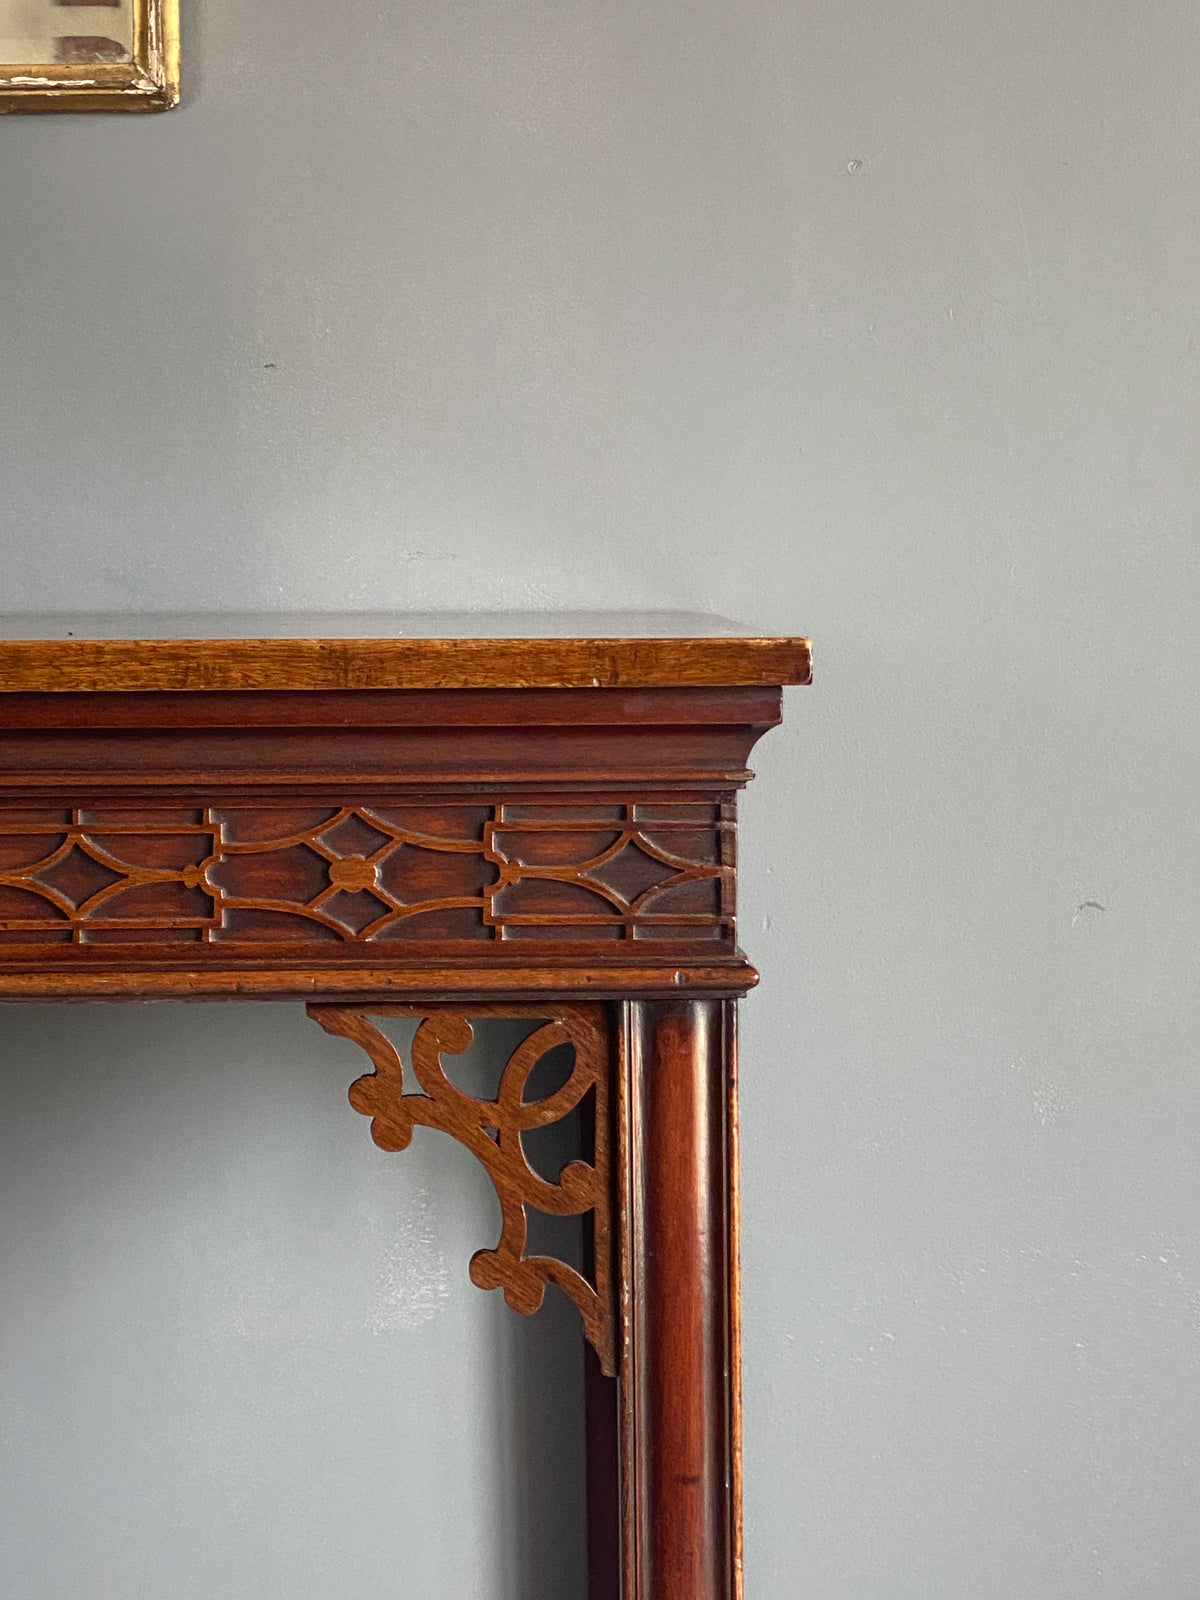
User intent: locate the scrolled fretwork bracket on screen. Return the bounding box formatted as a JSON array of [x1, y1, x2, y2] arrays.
[[308, 1001, 615, 1377]]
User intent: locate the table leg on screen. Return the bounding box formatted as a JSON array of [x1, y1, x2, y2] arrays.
[[619, 999, 741, 1600]]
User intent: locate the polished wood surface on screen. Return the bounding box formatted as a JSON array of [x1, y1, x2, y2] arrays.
[[0, 631, 811, 692], [0, 800, 734, 945], [310, 1003, 615, 1374], [0, 623, 808, 1597], [0, 961, 757, 1003], [0, 681, 778, 1000], [621, 1001, 738, 1600]]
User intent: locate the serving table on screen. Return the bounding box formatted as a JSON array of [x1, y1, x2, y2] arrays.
[[0, 613, 811, 1600]]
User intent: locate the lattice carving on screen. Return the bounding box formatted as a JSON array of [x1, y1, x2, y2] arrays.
[[309, 1003, 615, 1375], [0, 803, 733, 947]]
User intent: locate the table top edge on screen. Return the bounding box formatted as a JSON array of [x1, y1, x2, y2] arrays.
[[0, 634, 814, 692]]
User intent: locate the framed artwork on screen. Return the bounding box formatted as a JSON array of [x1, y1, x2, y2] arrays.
[[0, 0, 176, 110]]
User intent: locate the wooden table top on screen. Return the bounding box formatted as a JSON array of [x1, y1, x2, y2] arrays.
[[0, 613, 812, 693]]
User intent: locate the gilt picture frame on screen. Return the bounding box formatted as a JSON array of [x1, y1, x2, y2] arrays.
[[0, 0, 176, 111]]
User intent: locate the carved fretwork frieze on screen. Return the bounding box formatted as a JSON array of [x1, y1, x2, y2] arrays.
[[0, 802, 734, 951], [308, 1002, 615, 1376]]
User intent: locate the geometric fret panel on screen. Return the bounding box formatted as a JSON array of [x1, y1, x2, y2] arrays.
[[0, 802, 735, 947]]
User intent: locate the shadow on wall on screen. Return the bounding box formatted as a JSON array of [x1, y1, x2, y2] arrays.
[[0, 1002, 585, 1600]]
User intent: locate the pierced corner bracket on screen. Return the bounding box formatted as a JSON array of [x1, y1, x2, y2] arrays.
[[306, 1002, 616, 1377]]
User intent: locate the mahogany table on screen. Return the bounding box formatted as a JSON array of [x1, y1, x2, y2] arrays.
[[0, 613, 811, 1600]]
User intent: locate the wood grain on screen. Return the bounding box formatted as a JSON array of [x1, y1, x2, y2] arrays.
[[0, 801, 735, 948], [620, 999, 738, 1600], [309, 1003, 615, 1374], [0, 682, 779, 994], [0, 960, 759, 1003], [0, 634, 812, 693], [0, 629, 800, 1596]]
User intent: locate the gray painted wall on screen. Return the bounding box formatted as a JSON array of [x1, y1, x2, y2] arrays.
[[2, 0, 1199, 1595]]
